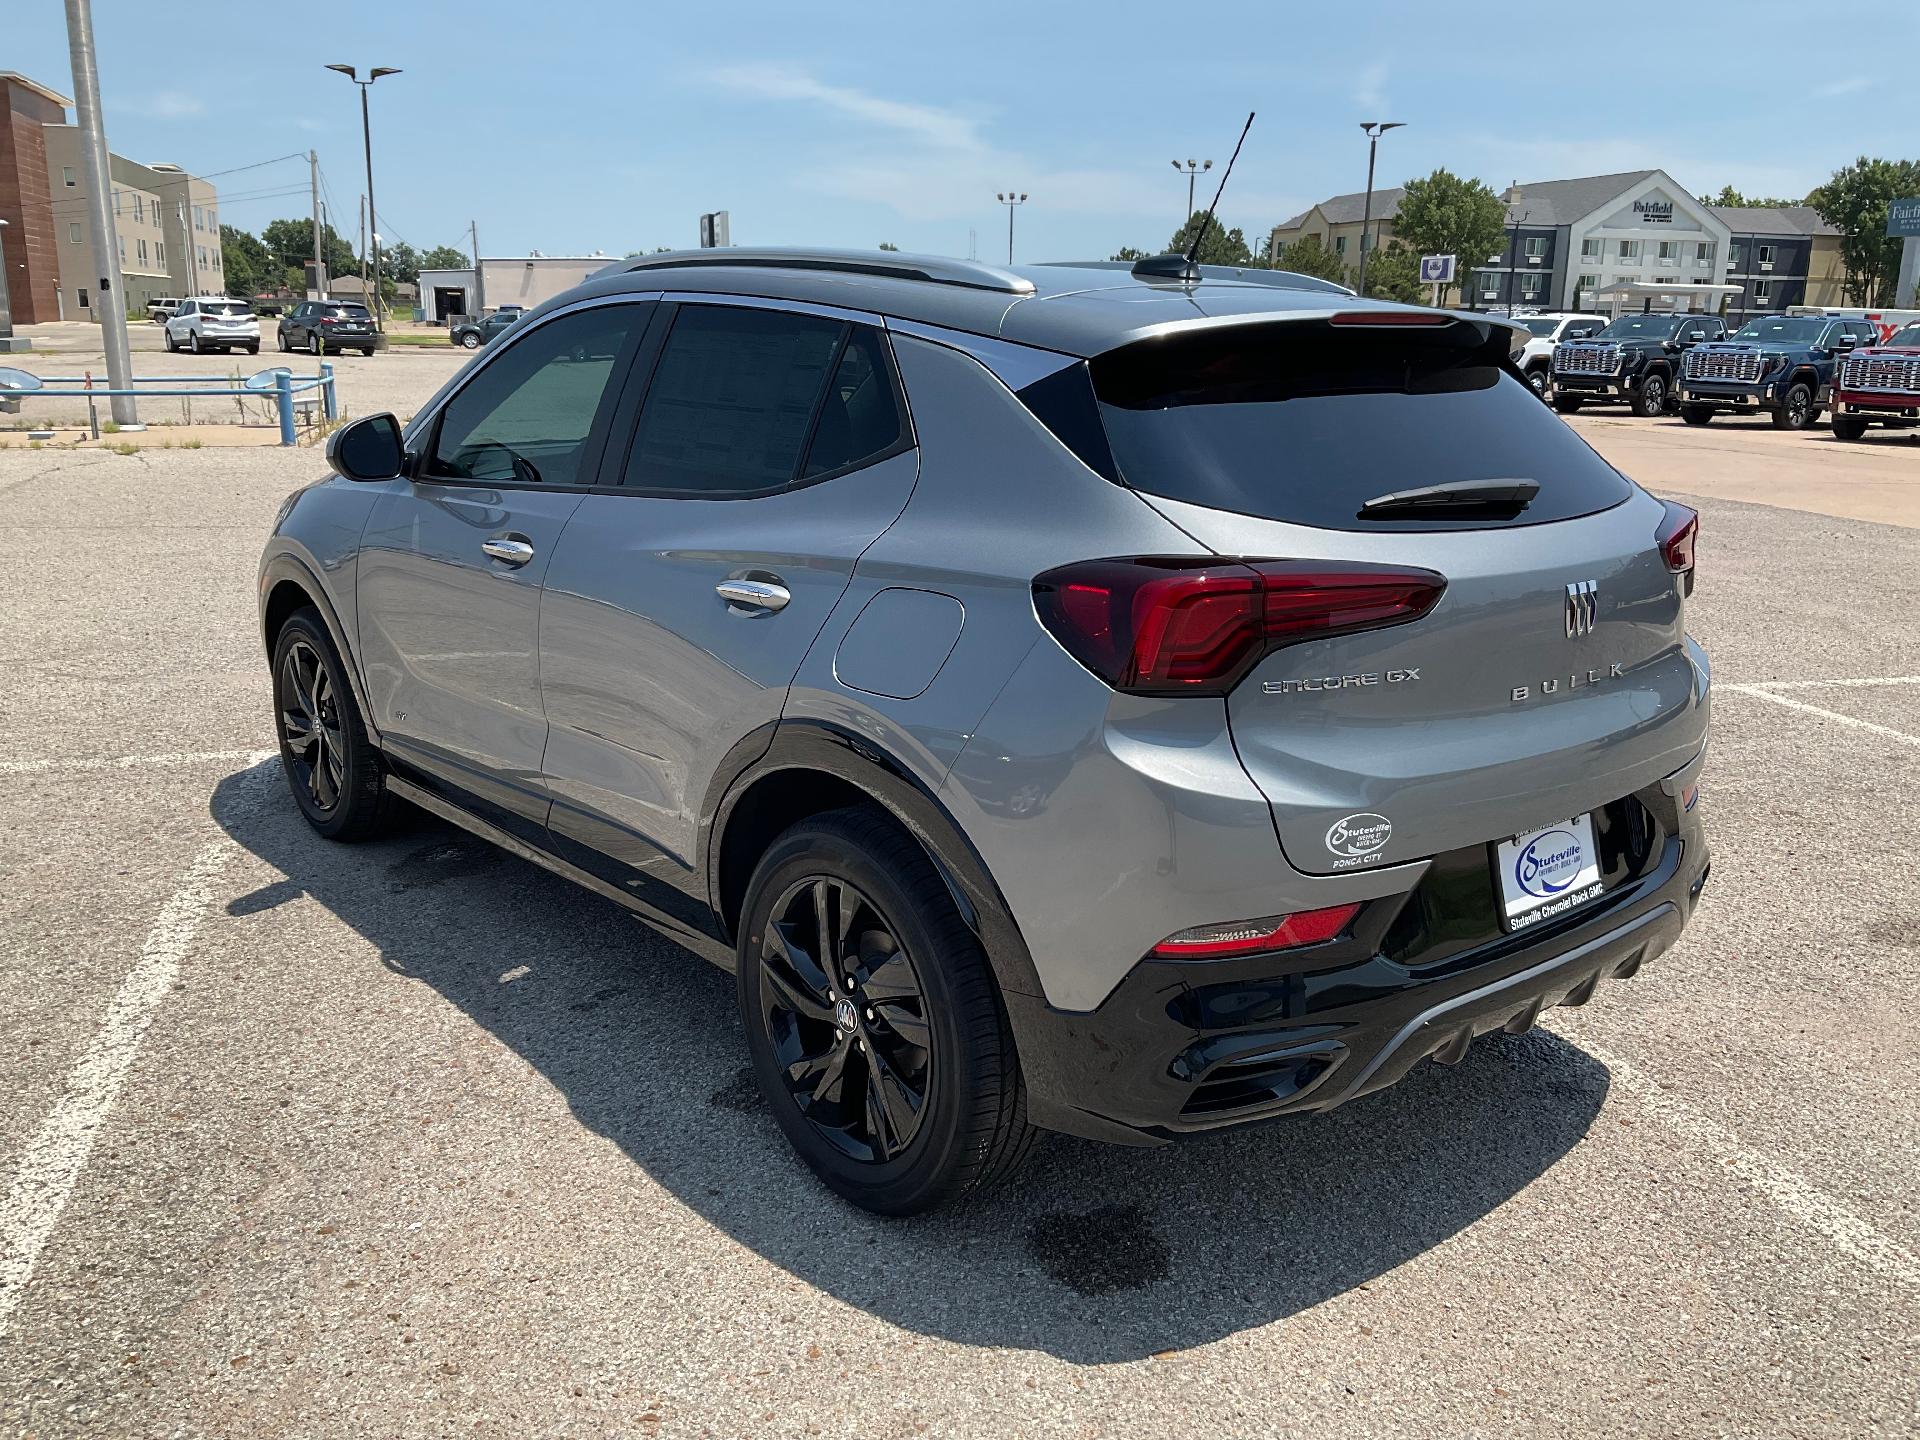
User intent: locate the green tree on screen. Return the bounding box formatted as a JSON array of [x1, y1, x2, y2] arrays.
[[218, 224, 271, 298], [1272, 234, 1349, 285], [878, 241, 900, 251], [419, 244, 470, 271], [1393, 168, 1508, 308], [1361, 241, 1424, 303], [381, 240, 421, 285], [261, 217, 358, 279], [1110, 245, 1149, 261], [1167, 210, 1259, 266], [1808, 157, 1920, 304], [1697, 184, 1804, 208]]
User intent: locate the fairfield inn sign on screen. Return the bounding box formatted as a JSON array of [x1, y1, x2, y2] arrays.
[[1633, 199, 1675, 223]]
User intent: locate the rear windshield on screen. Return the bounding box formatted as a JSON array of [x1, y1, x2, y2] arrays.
[[324, 304, 371, 318], [1516, 318, 1562, 336], [203, 301, 251, 317], [1082, 324, 1634, 532]]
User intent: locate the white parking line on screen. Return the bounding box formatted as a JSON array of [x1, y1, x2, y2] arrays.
[[1579, 1039, 1920, 1289], [1741, 675, 1920, 692], [0, 747, 276, 777], [0, 838, 236, 1338], [1721, 684, 1920, 748]]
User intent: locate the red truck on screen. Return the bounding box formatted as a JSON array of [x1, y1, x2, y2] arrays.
[[1830, 318, 1920, 441]]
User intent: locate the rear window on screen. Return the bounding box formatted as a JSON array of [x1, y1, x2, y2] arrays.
[[1082, 324, 1635, 532], [204, 301, 250, 317], [324, 304, 370, 318]]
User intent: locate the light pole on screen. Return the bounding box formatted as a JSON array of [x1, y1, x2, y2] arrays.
[[325, 63, 401, 331], [1356, 121, 1404, 297], [1171, 158, 1212, 226], [996, 191, 1027, 265], [66, 0, 137, 423]]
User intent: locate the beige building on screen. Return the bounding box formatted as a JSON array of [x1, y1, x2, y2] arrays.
[[42, 125, 220, 319], [1267, 187, 1402, 276]]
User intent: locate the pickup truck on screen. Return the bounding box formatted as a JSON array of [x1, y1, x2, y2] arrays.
[[1829, 319, 1920, 441], [1677, 314, 1877, 429], [1509, 312, 1609, 397], [1551, 312, 1726, 418]]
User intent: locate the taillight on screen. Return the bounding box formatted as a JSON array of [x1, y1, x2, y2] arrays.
[[320, 314, 338, 324], [1657, 501, 1698, 595], [1151, 903, 1363, 959], [1032, 557, 1446, 696], [1328, 311, 1453, 327]]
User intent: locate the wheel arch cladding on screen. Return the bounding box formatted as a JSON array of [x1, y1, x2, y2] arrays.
[[707, 724, 1047, 1005]]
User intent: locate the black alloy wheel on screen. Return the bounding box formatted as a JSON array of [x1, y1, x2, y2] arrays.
[[1773, 381, 1815, 429], [279, 636, 345, 815], [1635, 372, 1667, 417], [758, 875, 931, 1163], [736, 807, 1034, 1214], [270, 609, 392, 841]]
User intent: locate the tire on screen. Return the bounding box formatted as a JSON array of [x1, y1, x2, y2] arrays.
[[1525, 367, 1551, 399], [736, 806, 1035, 1215], [246, 344, 260, 355], [1633, 371, 1668, 418], [460, 332, 481, 350], [310, 332, 323, 356], [162, 328, 176, 353], [1680, 405, 1714, 426], [189, 331, 203, 355], [361, 347, 376, 357], [1772, 381, 1815, 429], [1832, 413, 1869, 442], [270, 608, 393, 843], [1552, 396, 1583, 414], [277, 329, 290, 353]]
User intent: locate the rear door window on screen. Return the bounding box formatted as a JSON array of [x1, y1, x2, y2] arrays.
[[1086, 322, 1635, 532], [621, 304, 848, 496]]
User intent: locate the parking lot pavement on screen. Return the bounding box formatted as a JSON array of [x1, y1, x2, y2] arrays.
[[2, 432, 1917, 1438]]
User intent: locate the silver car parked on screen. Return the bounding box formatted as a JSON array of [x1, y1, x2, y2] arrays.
[[259, 248, 1712, 1214]]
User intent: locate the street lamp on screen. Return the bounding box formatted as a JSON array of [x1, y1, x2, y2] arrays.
[[1356, 121, 1405, 296], [325, 63, 401, 331], [996, 191, 1027, 265], [1171, 158, 1213, 225]]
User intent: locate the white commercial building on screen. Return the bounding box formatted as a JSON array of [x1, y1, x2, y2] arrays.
[[416, 254, 616, 324]]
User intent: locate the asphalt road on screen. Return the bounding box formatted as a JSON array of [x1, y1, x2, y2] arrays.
[[1, 418, 1916, 1438]]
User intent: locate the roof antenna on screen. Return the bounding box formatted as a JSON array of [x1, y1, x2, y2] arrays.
[[1133, 111, 1255, 284]]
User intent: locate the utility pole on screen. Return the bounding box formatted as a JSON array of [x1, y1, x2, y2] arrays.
[[996, 191, 1028, 265], [1355, 121, 1405, 298], [64, 0, 137, 425], [357, 196, 367, 302], [309, 149, 326, 298], [469, 219, 484, 317], [1171, 158, 1213, 226]]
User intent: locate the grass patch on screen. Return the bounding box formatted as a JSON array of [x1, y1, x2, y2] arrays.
[[102, 420, 121, 434], [108, 441, 140, 456]]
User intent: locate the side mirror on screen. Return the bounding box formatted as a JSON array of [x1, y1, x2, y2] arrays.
[[326, 412, 406, 482]]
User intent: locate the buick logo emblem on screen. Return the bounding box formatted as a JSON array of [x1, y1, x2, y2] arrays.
[[833, 998, 859, 1035], [1564, 580, 1598, 639]]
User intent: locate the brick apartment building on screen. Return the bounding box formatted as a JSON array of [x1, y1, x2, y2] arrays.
[[2, 70, 221, 324]]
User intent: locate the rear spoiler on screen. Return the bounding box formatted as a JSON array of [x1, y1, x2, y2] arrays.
[[1094, 306, 1528, 370]]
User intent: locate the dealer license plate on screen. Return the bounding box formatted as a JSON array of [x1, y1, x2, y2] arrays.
[[1495, 814, 1604, 932]]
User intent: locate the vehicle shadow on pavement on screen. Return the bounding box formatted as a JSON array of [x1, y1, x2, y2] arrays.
[[214, 765, 1609, 1365]]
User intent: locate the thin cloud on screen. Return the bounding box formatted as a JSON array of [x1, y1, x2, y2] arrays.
[[1354, 61, 1390, 115], [116, 91, 205, 118], [1811, 75, 1871, 99], [706, 61, 981, 150]]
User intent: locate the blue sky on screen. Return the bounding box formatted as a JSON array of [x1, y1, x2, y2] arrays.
[[9, 0, 1914, 262]]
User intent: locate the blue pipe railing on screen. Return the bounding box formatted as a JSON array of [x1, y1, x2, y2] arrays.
[[0, 363, 338, 445]]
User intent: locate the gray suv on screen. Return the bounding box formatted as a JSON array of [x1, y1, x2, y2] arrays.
[[259, 248, 1712, 1214]]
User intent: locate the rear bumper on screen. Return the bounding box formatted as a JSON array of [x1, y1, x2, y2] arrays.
[[1011, 779, 1709, 1147]]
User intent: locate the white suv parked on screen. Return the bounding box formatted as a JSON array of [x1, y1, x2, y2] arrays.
[[164, 297, 261, 356], [1511, 312, 1608, 397]]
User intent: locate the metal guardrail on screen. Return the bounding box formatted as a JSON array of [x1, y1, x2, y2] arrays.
[[0, 363, 339, 445]]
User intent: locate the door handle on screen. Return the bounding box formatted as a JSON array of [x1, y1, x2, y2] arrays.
[[715, 578, 791, 613], [482, 537, 535, 567]]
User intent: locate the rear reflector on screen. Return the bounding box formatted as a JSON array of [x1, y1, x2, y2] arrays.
[[1033, 557, 1446, 697], [1152, 903, 1363, 959]]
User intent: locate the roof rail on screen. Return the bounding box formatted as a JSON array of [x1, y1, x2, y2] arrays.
[[620, 247, 1035, 296]]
